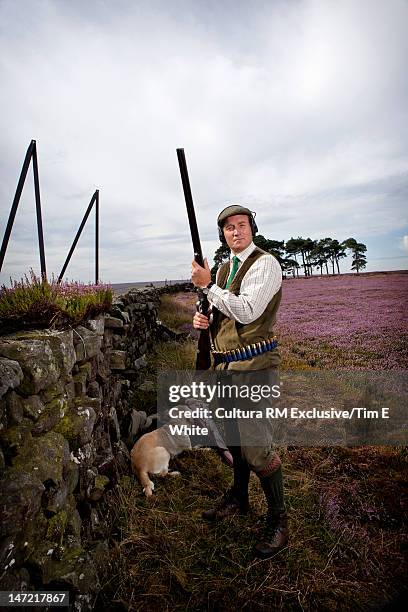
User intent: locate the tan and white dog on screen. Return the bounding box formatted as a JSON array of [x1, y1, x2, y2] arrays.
[[130, 406, 191, 497]]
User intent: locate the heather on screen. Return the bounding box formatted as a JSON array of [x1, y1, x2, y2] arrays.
[[0, 270, 112, 333], [276, 272, 408, 370]]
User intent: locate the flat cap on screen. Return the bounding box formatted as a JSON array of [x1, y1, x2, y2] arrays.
[[217, 204, 253, 227]]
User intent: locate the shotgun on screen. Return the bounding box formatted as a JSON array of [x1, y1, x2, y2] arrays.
[[176, 148, 211, 370]]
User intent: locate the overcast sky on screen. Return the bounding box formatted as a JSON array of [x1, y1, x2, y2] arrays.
[[1, 0, 407, 284]]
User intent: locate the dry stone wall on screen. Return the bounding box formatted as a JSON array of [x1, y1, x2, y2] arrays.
[[0, 283, 192, 609]]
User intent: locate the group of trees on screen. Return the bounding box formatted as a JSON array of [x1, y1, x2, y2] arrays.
[[212, 236, 367, 278]]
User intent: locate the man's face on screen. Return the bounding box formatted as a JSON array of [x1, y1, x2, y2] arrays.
[[223, 214, 253, 253]]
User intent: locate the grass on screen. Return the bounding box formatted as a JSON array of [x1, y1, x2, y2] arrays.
[[0, 270, 112, 333], [158, 294, 197, 333], [98, 447, 407, 611], [95, 291, 408, 611], [149, 339, 196, 372]]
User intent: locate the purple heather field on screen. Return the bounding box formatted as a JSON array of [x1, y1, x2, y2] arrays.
[[276, 272, 408, 370]]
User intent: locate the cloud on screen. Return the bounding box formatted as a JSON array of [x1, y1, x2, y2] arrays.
[[1, 0, 408, 282], [402, 236, 408, 251]]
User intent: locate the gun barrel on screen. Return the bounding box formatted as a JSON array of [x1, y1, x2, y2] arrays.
[[176, 148, 204, 267], [176, 147, 211, 370]]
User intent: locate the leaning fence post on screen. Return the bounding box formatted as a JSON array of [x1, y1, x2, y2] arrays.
[[58, 190, 99, 283], [0, 140, 47, 279]]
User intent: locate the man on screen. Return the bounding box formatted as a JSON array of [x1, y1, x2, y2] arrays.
[[191, 204, 288, 559]]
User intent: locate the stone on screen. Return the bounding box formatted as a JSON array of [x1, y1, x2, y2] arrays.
[[75, 396, 101, 411], [108, 406, 121, 442], [5, 391, 24, 425], [104, 316, 123, 329], [70, 443, 95, 469], [103, 328, 113, 349], [128, 410, 148, 439], [130, 302, 147, 312], [46, 508, 69, 541], [79, 362, 92, 381], [110, 304, 130, 324], [0, 398, 6, 430], [95, 431, 115, 475], [110, 350, 127, 370], [0, 537, 17, 572], [87, 381, 101, 399], [29, 541, 99, 595], [54, 402, 97, 450], [11, 430, 70, 487], [40, 381, 65, 403], [0, 358, 23, 398], [0, 566, 31, 592], [114, 440, 130, 473], [66, 499, 82, 541], [0, 330, 75, 395], [45, 495, 81, 543], [121, 311, 130, 324], [73, 371, 87, 396], [66, 454, 79, 493], [95, 352, 110, 382], [134, 355, 147, 370], [31, 397, 68, 435], [88, 473, 110, 502], [64, 380, 75, 404], [22, 395, 45, 421], [73, 326, 102, 362], [112, 334, 125, 349], [47, 329, 76, 376], [43, 478, 69, 515], [87, 317, 105, 336], [0, 468, 45, 537], [0, 425, 32, 455]]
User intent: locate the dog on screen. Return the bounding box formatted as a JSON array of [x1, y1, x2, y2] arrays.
[[130, 405, 192, 496]]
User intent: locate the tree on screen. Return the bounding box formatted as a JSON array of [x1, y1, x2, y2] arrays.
[[281, 257, 300, 278], [310, 240, 329, 275], [303, 238, 316, 276], [351, 254, 367, 273], [253, 235, 285, 263], [211, 243, 230, 281], [323, 238, 347, 274], [343, 238, 367, 274], [285, 238, 302, 277], [286, 237, 310, 276]]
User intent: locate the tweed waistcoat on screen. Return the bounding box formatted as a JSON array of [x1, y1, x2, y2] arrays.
[[210, 247, 281, 370]]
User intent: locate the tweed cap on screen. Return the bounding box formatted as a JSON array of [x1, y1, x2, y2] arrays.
[[217, 204, 253, 227]]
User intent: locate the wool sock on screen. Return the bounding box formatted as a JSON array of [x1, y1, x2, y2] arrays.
[[258, 465, 285, 517]]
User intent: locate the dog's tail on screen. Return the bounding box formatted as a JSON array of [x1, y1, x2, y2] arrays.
[[138, 470, 155, 497]]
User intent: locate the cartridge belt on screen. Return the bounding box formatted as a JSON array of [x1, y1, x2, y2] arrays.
[[211, 337, 278, 366]]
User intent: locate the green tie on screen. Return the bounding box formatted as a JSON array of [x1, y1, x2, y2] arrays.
[[225, 256, 240, 289]]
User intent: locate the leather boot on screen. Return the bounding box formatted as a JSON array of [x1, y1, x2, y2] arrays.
[[253, 511, 289, 558], [254, 465, 288, 558], [202, 487, 250, 521]]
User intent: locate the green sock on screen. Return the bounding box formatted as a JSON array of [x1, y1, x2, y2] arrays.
[[259, 466, 285, 516]]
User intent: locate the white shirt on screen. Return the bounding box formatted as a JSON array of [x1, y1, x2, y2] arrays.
[[208, 242, 282, 324]]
